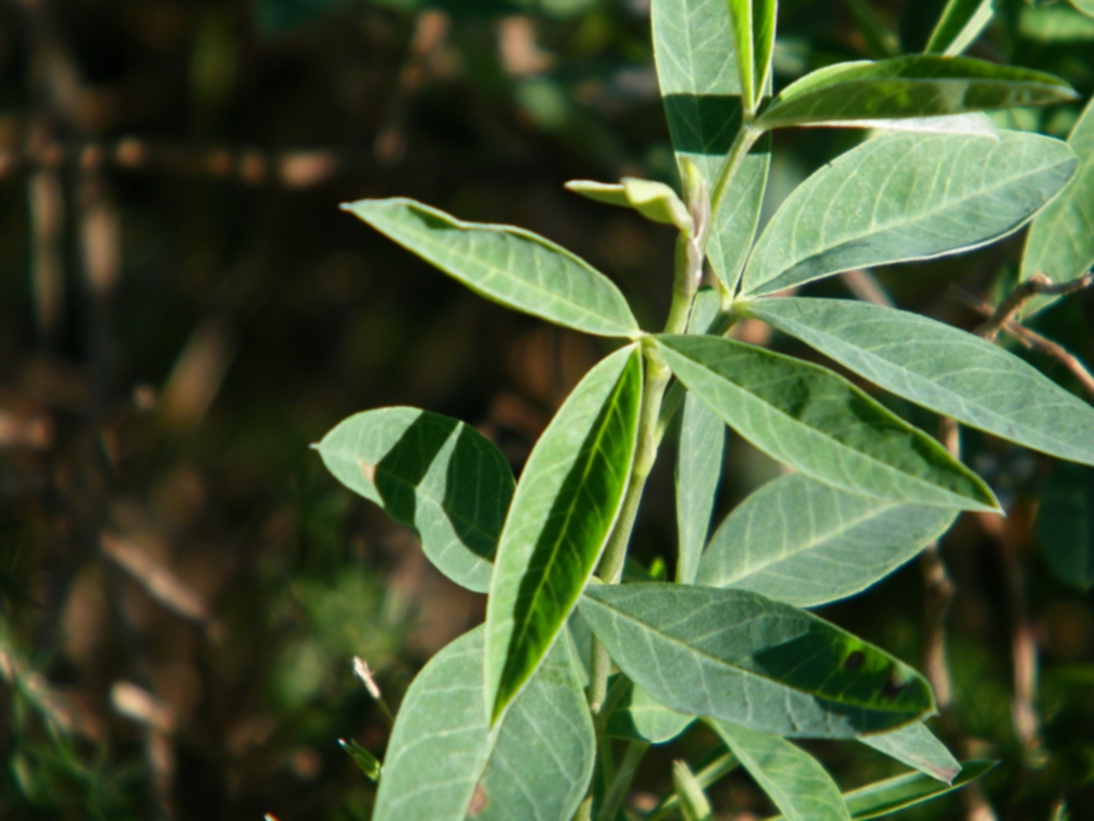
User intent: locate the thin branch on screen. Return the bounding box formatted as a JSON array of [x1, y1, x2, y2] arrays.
[[971, 271, 1094, 343]]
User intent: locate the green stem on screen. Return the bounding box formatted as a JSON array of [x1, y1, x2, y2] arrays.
[[707, 125, 763, 257], [596, 741, 650, 821]]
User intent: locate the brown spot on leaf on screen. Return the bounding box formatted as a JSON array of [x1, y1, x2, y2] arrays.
[[843, 651, 866, 671], [358, 459, 377, 484], [467, 782, 488, 815], [881, 674, 908, 699]]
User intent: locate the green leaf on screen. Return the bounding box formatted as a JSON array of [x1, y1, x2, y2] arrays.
[[372, 626, 594, 821], [858, 722, 960, 784], [565, 178, 693, 233], [579, 583, 935, 738], [1073, 0, 1094, 20], [740, 130, 1076, 297], [338, 738, 381, 782], [745, 297, 1094, 466], [653, 0, 769, 291], [840, 760, 996, 819], [675, 392, 725, 585], [655, 335, 999, 511], [726, 0, 777, 113], [1021, 97, 1094, 317], [317, 407, 514, 593], [607, 678, 694, 743], [342, 197, 640, 337], [755, 56, 1077, 131], [712, 721, 851, 821], [697, 472, 956, 607], [1036, 461, 1094, 591], [924, 0, 996, 56], [485, 345, 643, 724]]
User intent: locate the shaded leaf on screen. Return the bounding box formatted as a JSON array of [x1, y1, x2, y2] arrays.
[[317, 407, 514, 593], [373, 626, 594, 821], [726, 0, 777, 113], [1022, 96, 1094, 316], [673, 760, 714, 821], [655, 335, 999, 511], [653, 0, 769, 290], [697, 472, 955, 607], [342, 198, 639, 337], [338, 739, 381, 782], [580, 583, 935, 738], [840, 761, 996, 820], [755, 56, 1076, 131], [486, 346, 642, 723], [712, 721, 850, 821], [676, 392, 726, 585], [1036, 461, 1094, 591], [607, 678, 693, 743], [924, 0, 997, 56], [746, 297, 1094, 466], [740, 130, 1076, 297], [859, 722, 960, 784]]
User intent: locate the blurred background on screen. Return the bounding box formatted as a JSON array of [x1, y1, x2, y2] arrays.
[[1, 0, 1093, 818]]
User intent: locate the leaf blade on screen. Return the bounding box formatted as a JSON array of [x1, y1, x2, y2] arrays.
[[859, 722, 960, 784], [726, 0, 777, 113], [342, 197, 639, 337], [842, 761, 997, 820], [485, 345, 643, 723], [924, 0, 997, 56]]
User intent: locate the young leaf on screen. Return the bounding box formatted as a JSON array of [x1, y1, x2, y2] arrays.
[[745, 297, 1094, 467], [338, 739, 381, 782], [372, 626, 594, 821], [342, 198, 640, 338], [726, 0, 777, 114], [740, 130, 1076, 297], [1021, 97, 1094, 317], [755, 56, 1077, 131], [672, 759, 714, 821], [579, 583, 936, 738], [565, 178, 693, 233], [317, 407, 514, 593], [654, 335, 999, 512], [924, 0, 996, 56], [858, 722, 961, 784], [607, 678, 694, 744], [1036, 461, 1094, 591], [697, 472, 956, 607], [711, 721, 851, 821], [653, 0, 769, 291], [841, 761, 996, 819], [485, 345, 643, 724]]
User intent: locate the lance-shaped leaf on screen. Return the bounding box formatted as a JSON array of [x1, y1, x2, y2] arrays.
[[746, 297, 1094, 466], [726, 0, 777, 114], [1074, 0, 1094, 19], [342, 198, 639, 337], [607, 678, 694, 743], [565, 177, 693, 233], [740, 130, 1076, 297], [697, 472, 956, 606], [317, 407, 513, 593], [924, 0, 997, 56], [712, 721, 851, 821], [485, 345, 642, 724], [859, 722, 960, 784], [373, 626, 594, 821], [655, 335, 999, 511], [1022, 97, 1094, 317], [838, 761, 996, 820], [653, 0, 769, 291], [580, 584, 934, 738], [1036, 461, 1094, 591], [755, 56, 1076, 131]]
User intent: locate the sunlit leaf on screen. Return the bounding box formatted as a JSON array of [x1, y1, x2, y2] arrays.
[[373, 626, 594, 821], [486, 346, 642, 723], [755, 57, 1076, 131], [1073, 0, 1094, 19], [317, 407, 513, 592], [859, 722, 960, 784], [1036, 461, 1094, 591], [697, 472, 955, 606], [840, 761, 996, 819], [746, 297, 1094, 466], [712, 721, 850, 821], [740, 130, 1076, 297], [342, 198, 640, 337], [924, 0, 997, 56], [580, 583, 935, 738], [726, 0, 777, 113], [655, 335, 999, 511], [565, 177, 693, 232]]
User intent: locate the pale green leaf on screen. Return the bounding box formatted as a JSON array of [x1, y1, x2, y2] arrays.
[[712, 721, 851, 821], [726, 0, 777, 113], [317, 407, 513, 593], [1073, 0, 1094, 19], [565, 177, 693, 232], [607, 678, 694, 743], [676, 393, 725, 585], [697, 472, 956, 606], [740, 130, 1076, 297], [841, 761, 996, 819], [673, 760, 714, 821], [655, 335, 999, 511], [746, 297, 1094, 466], [579, 583, 935, 738], [373, 626, 594, 821], [653, 0, 769, 290], [1021, 96, 1094, 316], [1036, 461, 1094, 591], [755, 57, 1076, 131], [1020, 3, 1094, 39], [859, 722, 960, 784], [486, 346, 642, 723], [342, 197, 639, 337], [925, 0, 996, 56]]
